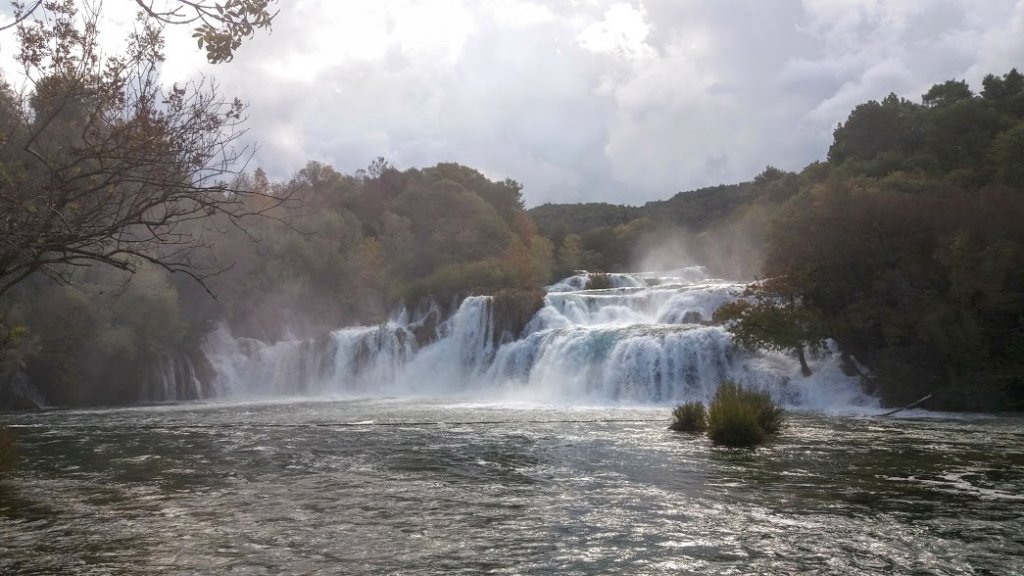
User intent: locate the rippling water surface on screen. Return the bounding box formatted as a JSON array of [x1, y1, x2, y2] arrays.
[[2, 400, 1023, 575]]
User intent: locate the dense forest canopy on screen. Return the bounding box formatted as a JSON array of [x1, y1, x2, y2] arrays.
[[768, 69, 1024, 410]]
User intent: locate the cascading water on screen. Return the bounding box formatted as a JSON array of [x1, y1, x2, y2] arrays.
[[145, 351, 205, 402], [194, 268, 876, 410]]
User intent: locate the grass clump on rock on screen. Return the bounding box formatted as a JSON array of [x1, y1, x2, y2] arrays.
[[707, 380, 785, 447], [669, 401, 708, 432]]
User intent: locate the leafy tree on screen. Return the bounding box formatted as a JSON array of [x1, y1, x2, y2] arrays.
[[981, 68, 1024, 120], [753, 165, 787, 184], [713, 277, 827, 376], [556, 233, 583, 277], [922, 98, 1006, 177], [828, 93, 924, 169], [4, 0, 277, 64], [922, 79, 973, 108]]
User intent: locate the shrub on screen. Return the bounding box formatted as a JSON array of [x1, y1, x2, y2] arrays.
[[752, 392, 786, 435], [707, 381, 785, 447], [669, 401, 708, 432]]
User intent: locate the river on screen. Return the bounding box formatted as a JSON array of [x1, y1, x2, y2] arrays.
[[2, 399, 1023, 575]]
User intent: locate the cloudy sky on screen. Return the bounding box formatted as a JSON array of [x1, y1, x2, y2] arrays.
[[5, 1, 1024, 206]]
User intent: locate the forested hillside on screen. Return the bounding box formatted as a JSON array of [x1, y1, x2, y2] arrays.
[[763, 71, 1024, 410], [1, 158, 551, 406], [530, 167, 803, 279]]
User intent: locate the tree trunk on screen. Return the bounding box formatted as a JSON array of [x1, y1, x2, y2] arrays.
[[796, 344, 812, 377]]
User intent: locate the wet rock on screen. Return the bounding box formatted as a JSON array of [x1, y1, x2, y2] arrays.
[[0, 371, 45, 411], [412, 309, 441, 348]]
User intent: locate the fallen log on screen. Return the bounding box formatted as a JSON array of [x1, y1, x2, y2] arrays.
[[879, 394, 933, 417]]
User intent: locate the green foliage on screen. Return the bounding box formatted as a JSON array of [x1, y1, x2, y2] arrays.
[[188, 0, 278, 64], [713, 278, 826, 376], [556, 234, 584, 278], [981, 69, 1024, 119], [707, 381, 785, 447], [4, 264, 194, 405], [529, 203, 641, 247], [408, 258, 511, 305], [752, 392, 786, 435], [530, 177, 786, 279], [990, 123, 1024, 189], [764, 173, 1024, 406], [754, 165, 787, 184], [922, 80, 973, 108], [753, 70, 1024, 409], [205, 160, 552, 340], [669, 401, 708, 432]]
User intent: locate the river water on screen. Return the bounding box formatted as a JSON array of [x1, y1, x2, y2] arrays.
[[2, 399, 1023, 575]]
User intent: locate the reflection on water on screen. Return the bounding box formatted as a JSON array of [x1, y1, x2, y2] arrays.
[[2, 400, 1023, 575]]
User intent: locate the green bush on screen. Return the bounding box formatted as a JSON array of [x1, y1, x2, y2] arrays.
[[707, 381, 785, 447], [669, 401, 708, 432], [0, 426, 16, 476]]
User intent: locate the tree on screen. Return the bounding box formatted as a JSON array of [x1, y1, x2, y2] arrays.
[[828, 93, 924, 169], [4, 0, 277, 64], [713, 276, 828, 377], [990, 123, 1024, 189], [0, 2, 287, 299], [981, 68, 1024, 120], [922, 80, 973, 108]]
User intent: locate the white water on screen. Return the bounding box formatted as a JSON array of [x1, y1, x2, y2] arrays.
[[145, 352, 204, 402], [183, 268, 875, 410]]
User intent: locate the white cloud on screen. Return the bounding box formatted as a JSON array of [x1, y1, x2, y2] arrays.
[[578, 2, 654, 58], [3, 0, 1023, 205]]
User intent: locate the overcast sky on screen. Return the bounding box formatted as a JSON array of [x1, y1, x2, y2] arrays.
[[4, 1, 1024, 206]]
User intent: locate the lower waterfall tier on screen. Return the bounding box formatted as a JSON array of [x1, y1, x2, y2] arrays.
[[177, 271, 875, 410]]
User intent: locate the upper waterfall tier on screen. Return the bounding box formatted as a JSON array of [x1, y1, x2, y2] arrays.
[[192, 269, 875, 410]]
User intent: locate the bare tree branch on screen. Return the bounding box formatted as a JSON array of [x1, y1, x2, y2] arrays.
[[0, 1, 292, 299]]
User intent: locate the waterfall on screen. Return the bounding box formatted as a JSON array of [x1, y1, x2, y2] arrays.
[[145, 351, 204, 402], [200, 322, 417, 398], [192, 269, 876, 409]]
